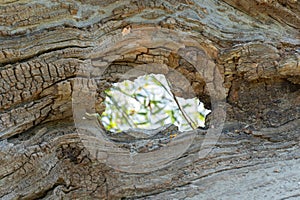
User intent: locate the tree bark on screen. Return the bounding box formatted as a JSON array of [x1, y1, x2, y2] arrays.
[[0, 0, 299, 199]]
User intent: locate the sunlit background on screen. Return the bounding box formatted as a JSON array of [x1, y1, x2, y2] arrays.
[[100, 74, 211, 132]]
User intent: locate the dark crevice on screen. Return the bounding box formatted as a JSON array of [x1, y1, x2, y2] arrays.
[[0, 94, 52, 115], [0, 74, 77, 114], [281, 193, 300, 200], [6, 118, 74, 143], [0, 45, 92, 68], [33, 180, 67, 200]]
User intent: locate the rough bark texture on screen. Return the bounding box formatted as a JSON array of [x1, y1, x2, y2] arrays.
[[0, 0, 299, 199]]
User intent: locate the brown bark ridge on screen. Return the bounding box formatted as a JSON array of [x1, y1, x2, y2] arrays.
[[0, 0, 299, 199]]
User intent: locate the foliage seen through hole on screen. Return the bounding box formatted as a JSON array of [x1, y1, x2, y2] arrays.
[[100, 74, 211, 133]]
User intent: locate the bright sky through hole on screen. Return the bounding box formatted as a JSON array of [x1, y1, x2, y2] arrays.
[[100, 74, 211, 132]]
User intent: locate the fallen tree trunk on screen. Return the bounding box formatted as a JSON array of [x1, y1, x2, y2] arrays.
[[0, 0, 299, 199]]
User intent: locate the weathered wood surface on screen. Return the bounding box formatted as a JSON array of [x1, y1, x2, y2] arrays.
[[0, 0, 299, 199]]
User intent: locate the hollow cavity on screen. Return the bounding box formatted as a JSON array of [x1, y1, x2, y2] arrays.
[[100, 74, 210, 132]]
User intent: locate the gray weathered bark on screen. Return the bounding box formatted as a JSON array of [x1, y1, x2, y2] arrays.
[[0, 0, 299, 199]]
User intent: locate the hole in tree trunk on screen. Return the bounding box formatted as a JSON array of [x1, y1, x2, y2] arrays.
[[99, 73, 211, 133]]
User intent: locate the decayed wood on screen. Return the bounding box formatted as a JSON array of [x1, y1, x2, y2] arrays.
[[0, 0, 299, 199]]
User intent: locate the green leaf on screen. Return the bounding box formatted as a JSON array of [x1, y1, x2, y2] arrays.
[[197, 113, 205, 121], [135, 121, 150, 126], [135, 93, 147, 98], [152, 106, 166, 114], [182, 103, 192, 109], [151, 76, 165, 88], [154, 116, 169, 125], [137, 112, 148, 115]]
